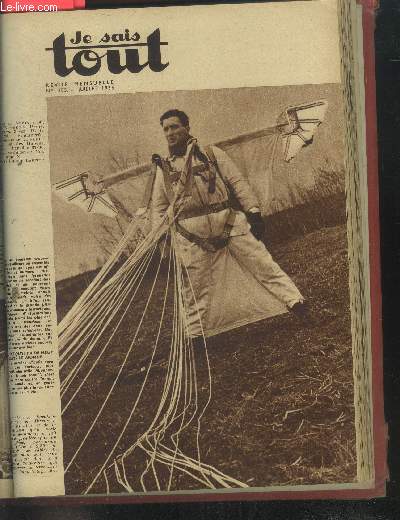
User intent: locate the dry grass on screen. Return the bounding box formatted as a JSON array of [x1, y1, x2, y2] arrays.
[[266, 166, 346, 245], [195, 224, 356, 488], [59, 221, 356, 494]]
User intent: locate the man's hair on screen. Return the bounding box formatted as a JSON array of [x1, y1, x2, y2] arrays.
[[160, 109, 189, 128]]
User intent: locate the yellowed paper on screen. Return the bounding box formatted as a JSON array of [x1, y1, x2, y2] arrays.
[[0, 0, 375, 498]]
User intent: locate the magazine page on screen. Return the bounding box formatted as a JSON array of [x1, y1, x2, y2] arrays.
[[1, 0, 377, 499], [0, 203, 13, 498]]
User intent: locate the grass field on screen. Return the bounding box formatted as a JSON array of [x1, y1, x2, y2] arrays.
[[200, 224, 355, 487], [59, 221, 356, 494]]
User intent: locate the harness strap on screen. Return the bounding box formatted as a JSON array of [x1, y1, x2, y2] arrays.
[[159, 156, 180, 199], [178, 200, 230, 220], [156, 142, 237, 251], [204, 145, 238, 207], [203, 145, 217, 194], [176, 209, 236, 253], [191, 163, 209, 175]]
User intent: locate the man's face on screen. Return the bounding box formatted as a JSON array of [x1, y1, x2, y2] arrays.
[[162, 116, 190, 150]]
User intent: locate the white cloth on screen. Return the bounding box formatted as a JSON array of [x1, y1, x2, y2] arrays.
[[151, 143, 303, 337], [176, 230, 303, 337]]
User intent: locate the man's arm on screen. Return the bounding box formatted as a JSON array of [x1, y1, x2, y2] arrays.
[[212, 146, 265, 240], [211, 146, 260, 212]]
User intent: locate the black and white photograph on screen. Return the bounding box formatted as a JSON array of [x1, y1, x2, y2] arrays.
[[47, 83, 357, 495]]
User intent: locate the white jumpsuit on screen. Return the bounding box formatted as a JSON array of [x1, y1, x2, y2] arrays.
[[151, 143, 303, 337]]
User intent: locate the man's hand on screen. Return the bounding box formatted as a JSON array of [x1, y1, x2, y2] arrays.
[[246, 211, 265, 241]]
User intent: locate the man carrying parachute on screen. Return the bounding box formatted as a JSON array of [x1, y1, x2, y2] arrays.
[[54, 100, 328, 493], [150, 108, 307, 339]]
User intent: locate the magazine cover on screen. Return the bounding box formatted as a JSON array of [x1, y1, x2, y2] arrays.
[[0, 0, 385, 501]]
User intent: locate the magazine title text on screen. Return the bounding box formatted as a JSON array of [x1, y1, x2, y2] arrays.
[[46, 29, 169, 77]]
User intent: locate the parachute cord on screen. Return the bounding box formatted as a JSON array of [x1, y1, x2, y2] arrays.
[[64, 231, 169, 476], [61, 243, 158, 410], [82, 231, 173, 493]]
